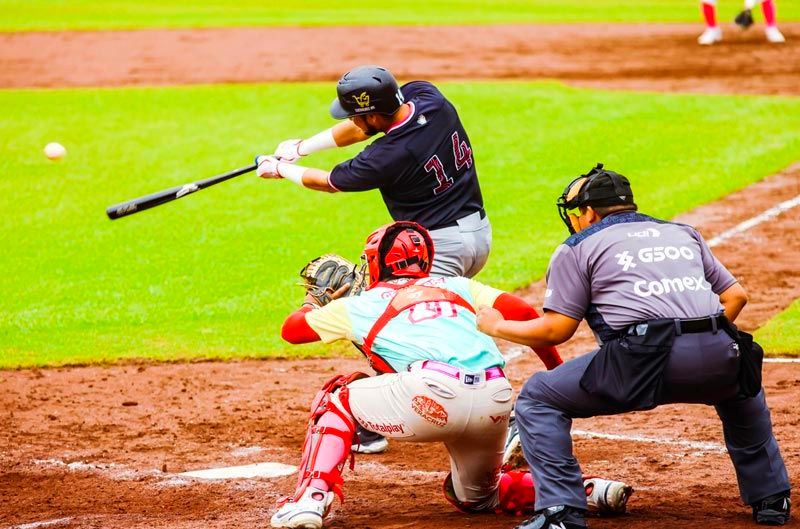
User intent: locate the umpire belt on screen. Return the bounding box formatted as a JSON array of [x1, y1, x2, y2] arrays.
[[625, 314, 726, 337]]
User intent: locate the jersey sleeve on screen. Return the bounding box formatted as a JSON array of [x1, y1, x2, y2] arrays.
[[542, 244, 590, 320], [467, 278, 505, 308], [329, 146, 392, 192], [304, 299, 355, 343], [691, 228, 737, 294], [401, 80, 444, 102]]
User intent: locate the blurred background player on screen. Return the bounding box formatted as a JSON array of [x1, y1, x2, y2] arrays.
[[699, 0, 786, 44]]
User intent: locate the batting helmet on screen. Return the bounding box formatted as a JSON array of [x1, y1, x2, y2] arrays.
[[557, 163, 636, 234], [362, 221, 434, 288], [330, 65, 404, 119]]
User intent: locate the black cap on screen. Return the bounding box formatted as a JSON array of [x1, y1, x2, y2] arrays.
[[559, 163, 635, 210], [329, 65, 404, 119]]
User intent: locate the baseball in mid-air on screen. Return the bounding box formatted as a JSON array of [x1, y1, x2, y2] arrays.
[[44, 142, 67, 161]]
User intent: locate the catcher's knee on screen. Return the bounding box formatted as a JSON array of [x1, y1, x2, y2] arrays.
[[309, 372, 368, 422]]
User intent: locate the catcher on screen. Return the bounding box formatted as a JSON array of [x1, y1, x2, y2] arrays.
[[271, 221, 632, 529]]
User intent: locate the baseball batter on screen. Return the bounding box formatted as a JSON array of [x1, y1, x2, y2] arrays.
[[271, 221, 630, 529], [255, 65, 491, 278], [478, 165, 791, 529], [698, 0, 786, 44]]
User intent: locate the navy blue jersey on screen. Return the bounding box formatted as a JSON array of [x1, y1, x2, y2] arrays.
[[329, 81, 484, 230]]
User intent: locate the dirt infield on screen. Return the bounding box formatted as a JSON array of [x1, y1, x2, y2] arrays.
[[1, 23, 799, 94], [3, 22, 800, 529]]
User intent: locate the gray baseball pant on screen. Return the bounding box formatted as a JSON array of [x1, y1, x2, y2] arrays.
[[515, 330, 790, 510]]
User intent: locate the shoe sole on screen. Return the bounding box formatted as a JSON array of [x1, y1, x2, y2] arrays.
[[271, 512, 323, 529]]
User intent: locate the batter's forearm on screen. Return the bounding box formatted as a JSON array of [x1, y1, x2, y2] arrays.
[[331, 121, 370, 146], [274, 162, 337, 193], [301, 168, 337, 192]]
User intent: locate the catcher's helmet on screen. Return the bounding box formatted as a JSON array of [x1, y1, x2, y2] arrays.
[[330, 65, 404, 119], [556, 163, 636, 234], [362, 221, 434, 287]]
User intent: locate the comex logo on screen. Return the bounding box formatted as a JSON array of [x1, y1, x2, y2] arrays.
[[615, 251, 636, 271], [633, 276, 711, 298], [627, 227, 661, 238]]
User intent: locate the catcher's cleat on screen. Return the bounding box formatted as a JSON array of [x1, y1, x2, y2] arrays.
[[502, 415, 528, 471], [698, 27, 723, 45], [735, 9, 755, 29], [584, 477, 634, 515], [752, 491, 791, 526], [765, 26, 786, 43], [351, 427, 388, 454], [515, 505, 587, 529], [270, 486, 334, 529]]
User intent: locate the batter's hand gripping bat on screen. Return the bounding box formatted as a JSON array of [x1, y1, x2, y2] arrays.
[[106, 163, 257, 220]]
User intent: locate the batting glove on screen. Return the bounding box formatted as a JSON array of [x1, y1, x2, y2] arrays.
[[274, 139, 303, 163], [256, 155, 282, 179]]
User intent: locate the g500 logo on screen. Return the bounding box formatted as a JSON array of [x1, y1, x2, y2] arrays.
[[615, 246, 695, 271]]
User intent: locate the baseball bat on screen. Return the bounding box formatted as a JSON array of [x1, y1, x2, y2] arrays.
[[106, 163, 257, 220]]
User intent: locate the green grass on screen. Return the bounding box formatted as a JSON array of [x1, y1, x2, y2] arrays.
[[2, 81, 800, 367], [2, 0, 799, 31], [755, 300, 800, 356]]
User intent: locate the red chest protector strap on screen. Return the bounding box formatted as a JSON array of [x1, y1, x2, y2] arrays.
[[361, 281, 476, 374]]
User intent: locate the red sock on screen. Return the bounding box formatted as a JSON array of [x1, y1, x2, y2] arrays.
[[702, 2, 718, 27], [762, 0, 777, 27]]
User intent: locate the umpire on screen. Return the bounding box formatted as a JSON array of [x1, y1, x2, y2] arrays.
[[477, 164, 791, 529]]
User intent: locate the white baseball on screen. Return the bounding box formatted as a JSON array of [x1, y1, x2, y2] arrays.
[[44, 142, 67, 161]]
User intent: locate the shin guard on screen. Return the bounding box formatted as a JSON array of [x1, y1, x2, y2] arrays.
[[283, 372, 368, 506]]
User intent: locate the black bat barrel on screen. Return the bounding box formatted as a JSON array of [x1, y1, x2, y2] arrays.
[[106, 163, 257, 220]]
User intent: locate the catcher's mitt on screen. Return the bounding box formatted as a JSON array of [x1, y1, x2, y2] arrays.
[[735, 9, 754, 29], [299, 254, 366, 306]]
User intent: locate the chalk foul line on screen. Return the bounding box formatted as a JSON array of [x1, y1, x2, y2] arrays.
[[707, 194, 800, 248], [572, 429, 727, 453]]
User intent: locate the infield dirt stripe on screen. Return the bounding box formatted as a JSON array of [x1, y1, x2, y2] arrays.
[[1, 23, 799, 93]]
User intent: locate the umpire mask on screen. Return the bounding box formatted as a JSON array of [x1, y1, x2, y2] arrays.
[[557, 163, 636, 234]]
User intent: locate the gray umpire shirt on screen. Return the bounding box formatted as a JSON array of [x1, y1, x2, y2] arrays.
[[543, 212, 737, 342]]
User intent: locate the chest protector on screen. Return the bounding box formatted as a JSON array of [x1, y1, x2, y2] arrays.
[[360, 281, 475, 373]]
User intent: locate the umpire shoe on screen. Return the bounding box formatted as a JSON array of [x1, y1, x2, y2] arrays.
[[752, 490, 791, 526], [270, 486, 334, 529], [515, 505, 588, 529], [351, 427, 389, 454]]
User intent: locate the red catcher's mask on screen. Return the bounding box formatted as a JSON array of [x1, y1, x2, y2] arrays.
[[362, 221, 434, 288]]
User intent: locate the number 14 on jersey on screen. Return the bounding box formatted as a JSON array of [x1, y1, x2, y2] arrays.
[[424, 131, 473, 195]]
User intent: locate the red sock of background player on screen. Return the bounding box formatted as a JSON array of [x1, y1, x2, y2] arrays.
[[762, 0, 777, 27], [702, 1, 718, 27]]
